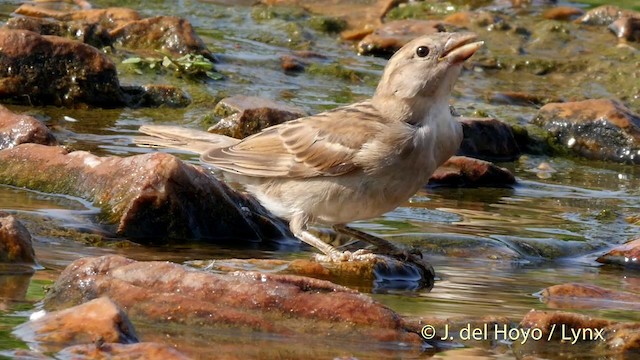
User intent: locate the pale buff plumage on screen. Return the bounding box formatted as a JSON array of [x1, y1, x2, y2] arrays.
[[139, 32, 483, 261]]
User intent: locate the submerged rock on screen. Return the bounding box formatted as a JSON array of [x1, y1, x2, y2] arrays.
[[539, 283, 640, 310], [0, 144, 289, 242], [542, 6, 584, 21], [0, 106, 57, 149], [56, 343, 191, 360], [44, 255, 423, 347], [533, 99, 640, 164], [597, 238, 640, 269], [14, 297, 138, 352], [609, 16, 640, 42], [515, 310, 640, 357], [209, 95, 307, 138], [458, 117, 522, 162], [0, 212, 36, 265], [429, 156, 516, 188]]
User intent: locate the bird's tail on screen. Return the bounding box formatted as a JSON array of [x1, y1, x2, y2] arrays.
[[136, 125, 239, 155]]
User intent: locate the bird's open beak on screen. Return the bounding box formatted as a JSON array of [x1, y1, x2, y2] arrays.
[[440, 33, 484, 64]]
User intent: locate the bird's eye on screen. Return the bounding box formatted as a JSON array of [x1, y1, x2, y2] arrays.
[[416, 46, 430, 57]]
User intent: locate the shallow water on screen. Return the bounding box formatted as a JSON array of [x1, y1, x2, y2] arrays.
[[1, 0, 640, 358]]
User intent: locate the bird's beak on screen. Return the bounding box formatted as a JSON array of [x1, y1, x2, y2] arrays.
[[440, 33, 483, 64]]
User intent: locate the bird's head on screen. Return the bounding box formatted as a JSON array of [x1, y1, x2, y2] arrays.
[[373, 32, 483, 112]]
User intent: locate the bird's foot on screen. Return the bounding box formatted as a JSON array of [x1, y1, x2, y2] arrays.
[[314, 248, 377, 263]]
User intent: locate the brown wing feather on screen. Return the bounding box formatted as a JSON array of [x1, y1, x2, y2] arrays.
[[200, 102, 388, 178]]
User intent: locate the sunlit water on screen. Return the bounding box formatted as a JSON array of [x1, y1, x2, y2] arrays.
[[1, 0, 640, 358]]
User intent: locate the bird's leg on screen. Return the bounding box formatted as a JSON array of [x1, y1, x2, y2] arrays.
[[332, 224, 402, 255], [289, 214, 376, 262]]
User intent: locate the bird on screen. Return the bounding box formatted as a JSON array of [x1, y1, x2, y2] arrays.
[[138, 32, 483, 262]]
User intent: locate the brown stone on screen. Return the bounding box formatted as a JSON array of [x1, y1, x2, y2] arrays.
[[14, 4, 141, 24], [44, 255, 422, 346], [0, 106, 57, 150], [519, 310, 613, 338], [209, 95, 307, 138], [14, 297, 138, 352], [597, 238, 640, 269], [542, 6, 584, 21], [458, 117, 521, 161], [533, 99, 640, 164], [0, 28, 126, 107], [0, 213, 36, 265], [57, 342, 191, 360], [444, 11, 507, 28], [429, 156, 516, 188], [357, 20, 450, 57], [0, 144, 289, 242], [540, 283, 640, 310]]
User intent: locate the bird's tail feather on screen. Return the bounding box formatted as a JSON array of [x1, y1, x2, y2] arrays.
[[136, 125, 239, 155]]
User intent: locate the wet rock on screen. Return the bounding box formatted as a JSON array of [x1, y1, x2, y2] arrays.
[[0, 144, 289, 242], [357, 20, 451, 57], [577, 5, 640, 26], [0, 28, 126, 107], [109, 16, 214, 60], [487, 91, 562, 107], [428, 156, 516, 188], [280, 54, 306, 72], [14, 297, 138, 352], [609, 16, 640, 42], [597, 238, 640, 269], [533, 99, 640, 164], [458, 117, 522, 161], [0, 106, 57, 149], [516, 310, 640, 357], [542, 6, 584, 21], [444, 11, 509, 29], [209, 95, 307, 138], [57, 343, 191, 360], [9, 5, 213, 60], [4, 16, 113, 49], [0, 213, 36, 265], [539, 283, 640, 310], [188, 255, 433, 291], [44, 255, 423, 346]]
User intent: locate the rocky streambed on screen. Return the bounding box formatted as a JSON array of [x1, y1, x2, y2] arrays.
[[1, 0, 640, 359]]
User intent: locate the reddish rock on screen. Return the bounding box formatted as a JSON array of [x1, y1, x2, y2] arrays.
[[280, 55, 306, 72], [4, 16, 113, 49], [444, 11, 508, 28], [0, 106, 57, 150], [540, 283, 640, 310], [597, 238, 640, 269], [0, 212, 36, 265], [357, 20, 451, 57], [14, 4, 141, 24], [458, 117, 521, 161], [57, 343, 191, 360], [533, 99, 640, 164], [209, 95, 307, 138], [428, 156, 516, 188], [519, 310, 613, 339], [44, 255, 422, 347], [14, 297, 138, 352], [0, 144, 289, 242], [542, 6, 584, 21], [577, 5, 640, 26], [0, 28, 126, 107]]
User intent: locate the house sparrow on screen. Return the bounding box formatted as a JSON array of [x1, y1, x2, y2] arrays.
[[139, 32, 483, 262]]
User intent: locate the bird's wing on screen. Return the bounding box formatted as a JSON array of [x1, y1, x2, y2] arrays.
[[137, 125, 239, 154], [200, 102, 389, 178]]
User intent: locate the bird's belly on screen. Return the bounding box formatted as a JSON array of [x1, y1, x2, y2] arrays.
[[248, 170, 428, 225]]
